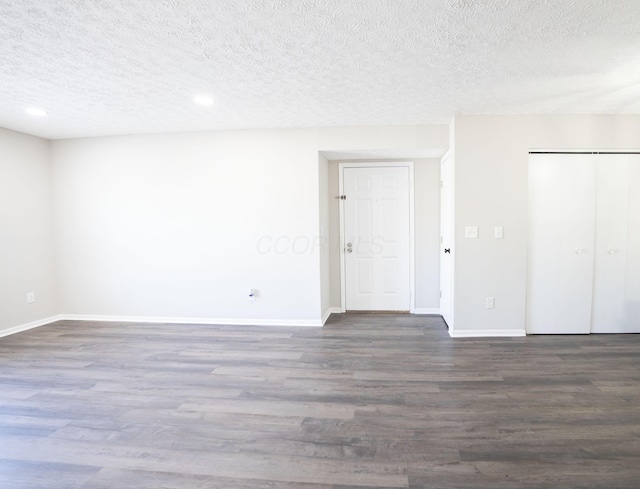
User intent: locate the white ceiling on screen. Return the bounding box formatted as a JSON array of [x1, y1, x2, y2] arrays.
[[1, 0, 640, 140]]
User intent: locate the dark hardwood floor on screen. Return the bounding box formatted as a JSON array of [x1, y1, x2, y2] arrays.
[[0, 314, 639, 488]]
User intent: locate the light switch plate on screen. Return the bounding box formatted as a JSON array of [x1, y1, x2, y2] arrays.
[[465, 226, 478, 239], [494, 226, 504, 239]]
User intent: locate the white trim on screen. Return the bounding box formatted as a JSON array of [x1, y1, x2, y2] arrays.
[[409, 163, 416, 312], [59, 315, 323, 327], [0, 315, 64, 339], [439, 148, 455, 333], [338, 161, 416, 312], [0, 314, 526, 338], [529, 148, 640, 154], [412, 308, 440, 315], [339, 166, 347, 311], [449, 329, 526, 338], [322, 309, 331, 325], [322, 307, 342, 325]]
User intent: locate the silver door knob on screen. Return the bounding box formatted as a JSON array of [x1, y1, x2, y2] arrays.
[[346, 242, 353, 253]]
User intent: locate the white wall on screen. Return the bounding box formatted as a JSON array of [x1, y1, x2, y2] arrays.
[[17, 115, 640, 336], [318, 125, 448, 152], [318, 153, 331, 320], [51, 129, 322, 324], [15, 115, 640, 335], [0, 128, 57, 334], [453, 115, 640, 335], [326, 158, 441, 312], [328, 160, 342, 308], [51, 125, 447, 325], [414, 159, 441, 311]]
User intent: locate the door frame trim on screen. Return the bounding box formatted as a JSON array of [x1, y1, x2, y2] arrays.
[[439, 151, 454, 330], [338, 161, 415, 313]]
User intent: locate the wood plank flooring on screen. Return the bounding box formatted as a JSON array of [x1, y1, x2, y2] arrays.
[[0, 314, 639, 488]]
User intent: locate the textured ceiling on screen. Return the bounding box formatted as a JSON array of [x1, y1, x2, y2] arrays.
[[1, 0, 640, 139]]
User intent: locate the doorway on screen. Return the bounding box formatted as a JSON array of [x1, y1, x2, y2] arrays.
[[339, 163, 414, 312]]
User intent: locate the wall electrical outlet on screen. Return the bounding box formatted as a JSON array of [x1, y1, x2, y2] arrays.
[[26, 292, 35, 304], [485, 297, 495, 309]]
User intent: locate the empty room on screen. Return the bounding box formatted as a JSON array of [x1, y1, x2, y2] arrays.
[[1, 1, 639, 488]]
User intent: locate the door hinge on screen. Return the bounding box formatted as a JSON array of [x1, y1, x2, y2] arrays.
[[440, 180, 443, 188], [440, 236, 443, 244]]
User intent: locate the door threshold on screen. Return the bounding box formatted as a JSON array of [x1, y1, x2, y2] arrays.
[[345, 310, 410, 314]]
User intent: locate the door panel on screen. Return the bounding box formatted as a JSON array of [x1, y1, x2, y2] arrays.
[[624, 160, 640, 332], [344, 166, 410, 311], [382, 258, 398, 294], [357, 258, 373, 294], [527, 154, 596, 334], [591, 156, 630, 332]]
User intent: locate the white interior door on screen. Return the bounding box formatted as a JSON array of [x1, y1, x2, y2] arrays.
[[343, 166, 411, 311], [439, 153, 453, 327], [527, 154, 596, 334]]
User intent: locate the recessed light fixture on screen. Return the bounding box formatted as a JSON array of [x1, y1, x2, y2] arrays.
[[25, 107, 48, 117], [194, 95, 214, 106]]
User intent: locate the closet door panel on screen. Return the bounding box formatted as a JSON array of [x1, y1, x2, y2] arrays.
[[527, 155, 595, 334], [591, 157, 629, 333], [527, 156, 563, 333], [622, 159, 640, 332], [557, 157, 597, 333]]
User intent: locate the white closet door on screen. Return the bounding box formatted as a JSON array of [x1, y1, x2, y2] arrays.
[[591, 156, 630, 333], [623, 160, 640, 332], [527, 154, 596, 334], [592, 155, 640, 333]]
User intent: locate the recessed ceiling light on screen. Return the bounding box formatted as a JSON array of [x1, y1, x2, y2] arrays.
[[25, 107, 48, 117], [194, 95, 214, 106]]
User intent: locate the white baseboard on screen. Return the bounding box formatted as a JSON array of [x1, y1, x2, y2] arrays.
[[1, 314, 526, 338], [412, 308, 441, 315], [60, 314, 324, 327], [322, 307, 343, 325], [0, 315, 64, 339], [449, 328, 526, 338]]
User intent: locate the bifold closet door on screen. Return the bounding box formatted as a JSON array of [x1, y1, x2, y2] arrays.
[[625, 161, 640, 332], [527, 154, 596, 334], [592, 155, 640, 333]]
